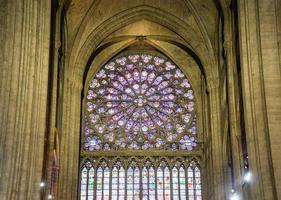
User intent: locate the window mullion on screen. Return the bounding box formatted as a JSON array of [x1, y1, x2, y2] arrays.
[[140, 167, 143, 200], [109, 167, 112, 200], [148, 168, 150, 200], [185, 167, 188, 200], [125, 167, 127, 200], [177, 168, 181, 200], [102, 169, 105, 200], [117, 168, 120, 200], [133, 168, 135, 199], [193, 167, 196, 200], [154, 167, 158, 200], [94, 168, 97, 200], [162, 169, 165, 199], [86, 168, 89, 200], [170, 167, 173, 200]]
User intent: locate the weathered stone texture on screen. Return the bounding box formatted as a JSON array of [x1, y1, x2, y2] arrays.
[[0, 0, 51, 199], [1, 0, 281, 200]]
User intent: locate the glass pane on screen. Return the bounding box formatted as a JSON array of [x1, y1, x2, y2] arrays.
[[127, 167, 134, 200], [172, 167, 179, 200], [157, 168, 164, 200], [104, 167, 110, 200], [96, 167, 103, 200], [179, 167, 186, 200], [164, 167, 171, 200], [88, 167, 95, 200], [134, 167, 140, 200], [119, 167, 125, 200], [112, 167, 118, 200], [149, 167, 156, 200], [142, 168, 149, 200], [80, 167, 87, 200], [188, 167, 194, 199], [195, 167, 201, 199]]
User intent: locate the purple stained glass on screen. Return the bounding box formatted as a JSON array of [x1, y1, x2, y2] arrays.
[[84, 54, 197, 150], [84, 135, 102, 151]]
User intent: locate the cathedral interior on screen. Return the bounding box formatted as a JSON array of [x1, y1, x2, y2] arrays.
[[0, 0, 281, 200]]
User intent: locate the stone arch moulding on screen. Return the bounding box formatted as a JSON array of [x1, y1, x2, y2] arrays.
[[79, 47, 203, 200], [82, 38, 205, 146], [67, 5, 218, 89], [58, 4, 225, 200], [83, 37, 203, 94]]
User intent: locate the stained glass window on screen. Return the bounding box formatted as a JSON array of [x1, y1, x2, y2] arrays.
[[142, 167, 149, 200], [80, 166, 87, 200], [195, 166, 202, 200], [172, 167, 179, 200], [127, 167, 134, 200], [84, 54, 197, 151], [112, 161, 125, 200], [96, 167, 103, 200], [80, 159, 201, 200], [179, 167, 187, 199], [80, 53, 202, 200], [164, 166, 171, 199], [88, 167, 95, 200], [104, 167, 110, 200], [188, 166, 194, 200], [119, 167, 125, 200], [157, 167, 164, 200], [149, 167, 156, 200], [134, 167, 141, 199], [112, 166, 118, 200]]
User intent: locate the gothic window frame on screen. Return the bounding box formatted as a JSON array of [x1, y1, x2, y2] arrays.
[[80, 51, 202, 200]]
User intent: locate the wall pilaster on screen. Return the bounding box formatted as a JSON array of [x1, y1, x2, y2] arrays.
[[0, 0, 51, 199], [58, 77, 82, 200]]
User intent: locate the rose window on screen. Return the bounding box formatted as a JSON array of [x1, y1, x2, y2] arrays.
[[84, 54, 197, 151]]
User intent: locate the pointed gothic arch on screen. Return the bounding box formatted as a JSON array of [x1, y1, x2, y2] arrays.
[[79, 51, 202, 199]]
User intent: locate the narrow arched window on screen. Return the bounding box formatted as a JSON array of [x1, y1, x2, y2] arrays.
[[80, 161, 94, 200], [80, 53, 202, 199]]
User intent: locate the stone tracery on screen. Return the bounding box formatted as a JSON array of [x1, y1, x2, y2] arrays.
[[84, 53, 197, 151]]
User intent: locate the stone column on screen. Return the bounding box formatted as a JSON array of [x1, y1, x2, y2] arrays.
[[238, 0, 280, 198], [57, 76, 82, 200], [0, 0, 51, 199], [208, 85, 225, 200], [257, 0, 281, 197]]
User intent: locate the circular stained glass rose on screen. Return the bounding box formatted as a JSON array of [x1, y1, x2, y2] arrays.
[[84, 54, 197, 150]]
